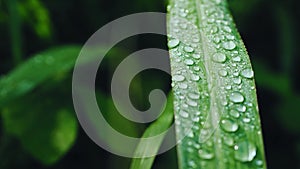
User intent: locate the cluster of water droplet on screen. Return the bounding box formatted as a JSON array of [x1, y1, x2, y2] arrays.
[[168, 0, 265, 168]]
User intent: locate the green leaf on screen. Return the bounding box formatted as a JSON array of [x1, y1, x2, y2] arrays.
[[167, 0, 267, 169], [0, 45, 81, 108], [130, 93, 174, 169], [1, 83, 78, 165]]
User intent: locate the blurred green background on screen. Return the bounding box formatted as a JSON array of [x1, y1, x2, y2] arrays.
[[0, 0, 300, 168]]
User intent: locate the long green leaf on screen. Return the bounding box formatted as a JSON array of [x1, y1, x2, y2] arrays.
[[130, 93, 174, 169], [167, 0, 267, 168]]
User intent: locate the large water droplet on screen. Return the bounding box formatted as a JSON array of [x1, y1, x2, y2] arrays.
[[212, 53, 226, 63], [168, 39, 180, 48], [229, 92, 245, 103], [221, 119, 239, 132], [241, 68, 254, 79], [222, 41, 236, 50], [234, 141, 257, 162]]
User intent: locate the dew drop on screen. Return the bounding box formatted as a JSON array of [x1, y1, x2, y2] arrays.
[[234, 141, 257, 162], [188, 92, 200, 99], [212, 53, 227, 63], [184, 46, 194, 53], [173, 75, 185, 82], [223, 136, 234, 146], [198, 149, 214, 160], [233, 77, 242, 84], [218, 70, 228, 77], [221, 119, 239, 132], [187, 100, 198, 107], [229, 110, 240, 118], [179, 110, 189, 118], [191, 74, 200, 81], [229, 92, 245, 103], [185, 59, 194, 65], [192, 53, 201, 59], [168, 39, 180, 48], [241, 68, 254, 79], [232, 56, 241, 62], [236, 105, 246, 112], [222, 41, 236, 50]]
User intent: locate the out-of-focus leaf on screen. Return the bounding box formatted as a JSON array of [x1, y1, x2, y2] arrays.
[[130, 93, 174, 169], [0, 45, 81, 108], [1, 83, 78, 165], [18, 0, 52, 39]]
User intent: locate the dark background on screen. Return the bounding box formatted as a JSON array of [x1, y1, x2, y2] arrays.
[[0, 0, 300, 168]]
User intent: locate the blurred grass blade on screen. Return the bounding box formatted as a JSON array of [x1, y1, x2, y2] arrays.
[[0, 45, 81, 108], [130, 94, 174, 169], [167, 0, 267, 169]]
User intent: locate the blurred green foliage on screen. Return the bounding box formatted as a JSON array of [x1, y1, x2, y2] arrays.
[[0, 0, 299, 168]]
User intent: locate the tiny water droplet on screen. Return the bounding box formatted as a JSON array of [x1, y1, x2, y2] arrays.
[[221, 119, 239, 132], [232, 56, 241, 62], [222, 41, 236, 50], [192, 53, 201, 59], [229, 92, 245, 103], [179, 110, 189, 118], [223, 136, 234, 146], [229, 110, 240, 118], [185, 59, 194, 65], [234, 141, 257, 162], [241, 68, 254, 79], [173, 75, 185, 82], [212, 53, 227, 63], [218, 70, 228, 77], [184, 46, 194, 53], [168, 39, 180, 48], [198, 149, 214, 160]]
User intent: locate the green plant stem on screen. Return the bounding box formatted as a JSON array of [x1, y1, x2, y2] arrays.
[[8, 0, 22, 66]]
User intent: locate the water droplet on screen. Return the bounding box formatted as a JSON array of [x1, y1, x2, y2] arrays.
[[234, 141, 257, 162], [229, 110, 240, 118], [187, 100, 198, 107], [212, 53, 226, 63], [185, 59, 194, 65], [218, 69, 228, 77], [179, 83, 188, 89], [232, 56, 241, 62], [192, 53, 201, 59], [222, 41, 236, 50], [223, 26, 232, 33], [191, 74, 200, 81], [179, 110, 189, 118], [241, 68, 254, 79], [255, 160, 264, 166], [233, 77, 242, 84], [236, 105, 246, 112], [229, 92, 245, 103], [173, 75, 185, 82], [168, 39, 180, 48], [184, 46, 194, 53], [223, 136, 234, 146], [198, 149, 214, 160], [221, 119, 239, 132], [243, 118, 251, 123], [188, 92, 200, 99]]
